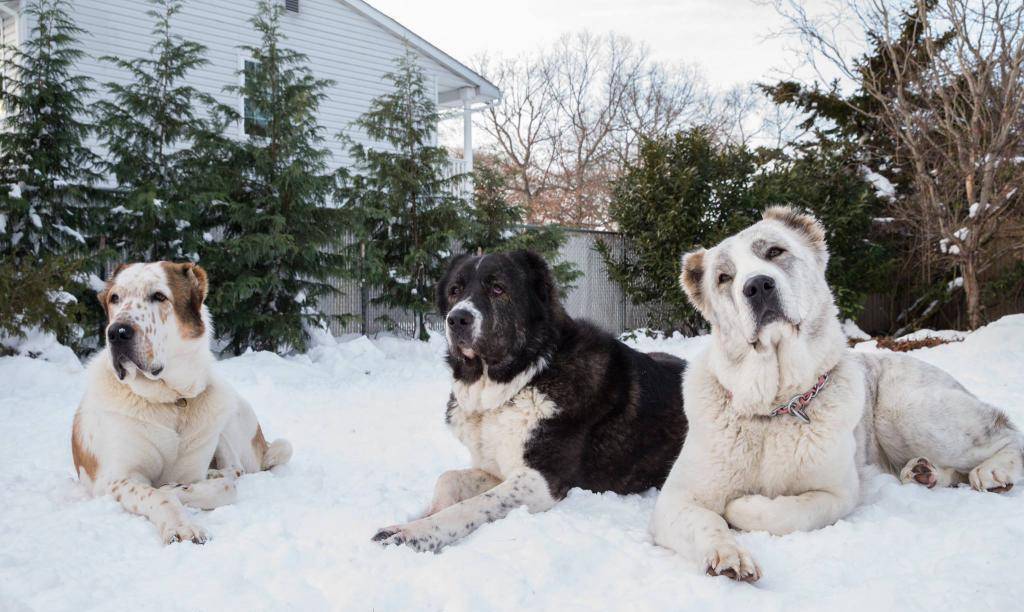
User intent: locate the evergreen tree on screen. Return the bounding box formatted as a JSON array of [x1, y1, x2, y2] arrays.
[[201, 0, 345, 355], [600, 127, 892, 334], [95, 0, 225, 262], [463, 160, 580, 294], [598, 128, 763, 334], [340, 48, 470, 341], [0, 0, 101, 345]]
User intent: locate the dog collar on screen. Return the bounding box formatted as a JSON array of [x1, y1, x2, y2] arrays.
[[770, 372, 831, 424]]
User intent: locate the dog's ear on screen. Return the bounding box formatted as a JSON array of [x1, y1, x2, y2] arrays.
[[680, 248, 709, 315], [162, 261, 208, 311], [97, 263, 131, 311], [763, 205, 829, 267], [511, 250, 560, 307], [183, 263, 208, 306], [436, 253, 473, 314]]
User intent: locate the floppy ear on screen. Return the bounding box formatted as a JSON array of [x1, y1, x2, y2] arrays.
[[763, 205, 829, 267], [97, 263, 130, 311], [436, 253, 472, 314], [680, 248, 708, 315], [510, 250, 560, 308]]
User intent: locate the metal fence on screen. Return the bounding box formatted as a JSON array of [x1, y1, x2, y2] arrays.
[[318, 228, 657, 338]]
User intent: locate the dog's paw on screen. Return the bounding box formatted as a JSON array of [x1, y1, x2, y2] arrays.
[[206, 467, 244, 480], [724, 495, 772, 532], [900, 457, 938, 489], [162, 522, 210, 545], [969, 465, 1014, 493], [703, 540, 761, 583], [371, 522, 445, 553]]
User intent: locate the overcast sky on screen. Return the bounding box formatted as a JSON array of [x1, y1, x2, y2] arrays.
[[368, 0, 837, 90]]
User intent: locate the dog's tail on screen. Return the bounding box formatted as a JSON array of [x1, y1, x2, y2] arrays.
[[261, 438, 293, 470]]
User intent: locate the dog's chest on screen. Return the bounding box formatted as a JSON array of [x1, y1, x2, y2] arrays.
[[725, 414, 847, 496], [145, 394, 232, 485], [448, 386, 558, 479]]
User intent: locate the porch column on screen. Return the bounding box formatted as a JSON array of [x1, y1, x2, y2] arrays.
[[461, 87, 474, 171]]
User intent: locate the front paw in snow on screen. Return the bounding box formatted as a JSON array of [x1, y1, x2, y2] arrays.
[[372, 520, 446, 553], [162, 521, 210, 545], [724, 494, 774, 532], [703, 539, 761, 582]]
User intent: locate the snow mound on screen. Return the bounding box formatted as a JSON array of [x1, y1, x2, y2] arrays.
[[2, 317, 1024, 610]]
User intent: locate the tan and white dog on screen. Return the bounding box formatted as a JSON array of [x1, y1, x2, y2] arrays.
[[71, 262, 292, 544], [652, 207, 1022, 582]]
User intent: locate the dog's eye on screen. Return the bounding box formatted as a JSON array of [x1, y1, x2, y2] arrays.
[[109, 293, 120, 304], [491, 285, 505, 297], [718, 273, 732, 285], [766, 246, 785, 260], [449, 285, 461, 297], [151, 292, 167, 303]]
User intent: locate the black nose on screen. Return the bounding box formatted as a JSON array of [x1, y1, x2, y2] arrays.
[[447, 309, 475, 331], [743, 275, 776, 300], [108, 324, 134, 343]]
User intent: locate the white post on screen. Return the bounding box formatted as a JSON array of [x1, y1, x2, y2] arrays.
[[461, 87, 474, 171]]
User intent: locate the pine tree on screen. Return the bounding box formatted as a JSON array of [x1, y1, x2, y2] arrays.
[[463, 159, 579, 294], [0, 0, 101, 345], [340, 48, 470, 341], [597, 128, 764, 334], [201, 0, 345, 355], [95, 0, 226, 263]]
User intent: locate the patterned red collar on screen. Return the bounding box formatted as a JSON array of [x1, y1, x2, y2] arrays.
[[770, 372, 831, 424]]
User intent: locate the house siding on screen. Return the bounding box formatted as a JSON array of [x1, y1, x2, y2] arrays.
[[22, 0, 475, 170]]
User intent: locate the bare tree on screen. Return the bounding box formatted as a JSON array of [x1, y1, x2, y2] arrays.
[[777, 0, 1024, 328], [475, 52, 561, 216], [477, 32, 712, 229]]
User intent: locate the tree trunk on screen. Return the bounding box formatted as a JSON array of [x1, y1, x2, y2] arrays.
[[963, 253, 983, 330]]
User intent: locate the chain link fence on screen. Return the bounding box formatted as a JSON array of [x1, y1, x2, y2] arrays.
[[318, 228, 659, 338]]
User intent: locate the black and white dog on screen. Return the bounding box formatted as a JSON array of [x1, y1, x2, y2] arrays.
[[373, 250, 688, 552]]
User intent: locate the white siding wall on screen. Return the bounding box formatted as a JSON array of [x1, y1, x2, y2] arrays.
[[0, 13, 18, 117], [61, 0, 467, 170]]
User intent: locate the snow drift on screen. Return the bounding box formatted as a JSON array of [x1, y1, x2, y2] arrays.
[[1, 316, 1023, 611]]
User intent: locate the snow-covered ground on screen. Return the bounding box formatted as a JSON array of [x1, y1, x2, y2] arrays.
[[2, 316, 1024, 612]]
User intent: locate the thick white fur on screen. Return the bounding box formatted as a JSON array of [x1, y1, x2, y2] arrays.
[[374, 383, 557, 552], [653, 210, 1023, 581], [72, 263, 292, 544]]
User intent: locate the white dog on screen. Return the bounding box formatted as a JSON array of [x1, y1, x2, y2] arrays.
[[652, 206, 1022, 582], [71, 262, 292, 544]]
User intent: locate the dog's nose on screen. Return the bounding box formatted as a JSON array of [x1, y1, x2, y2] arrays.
[[108, 324, 134, 343], [743, 275, 776, 300], [447, 309, 475, 331]]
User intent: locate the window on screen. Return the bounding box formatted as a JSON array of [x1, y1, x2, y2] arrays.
[[285, 0, 299, 12], [242, 59, 269, 137]]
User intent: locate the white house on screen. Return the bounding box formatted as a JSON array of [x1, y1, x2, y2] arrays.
[[0, 0, 499, 176]]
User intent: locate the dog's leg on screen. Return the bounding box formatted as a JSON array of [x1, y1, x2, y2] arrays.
[[425, 468, 502, 516], [372, 467, 556, 553], [724, 489, 856, 535], [899, 457, 963, 489], [968, 443, 1023, 493], [107, 476, 209, 544], [162, 475, 239, 510], [652, 492, 761, 583]]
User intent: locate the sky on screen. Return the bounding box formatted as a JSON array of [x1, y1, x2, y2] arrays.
[[367, 0, 838, 90]]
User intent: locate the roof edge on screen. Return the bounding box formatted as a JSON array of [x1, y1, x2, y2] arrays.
[[339, 0, 499, 102]]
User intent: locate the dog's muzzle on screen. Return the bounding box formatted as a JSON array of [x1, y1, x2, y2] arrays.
[[446, 308, 477, 358], [107, 323, 141, 380], [743, 274, 783, 328]]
